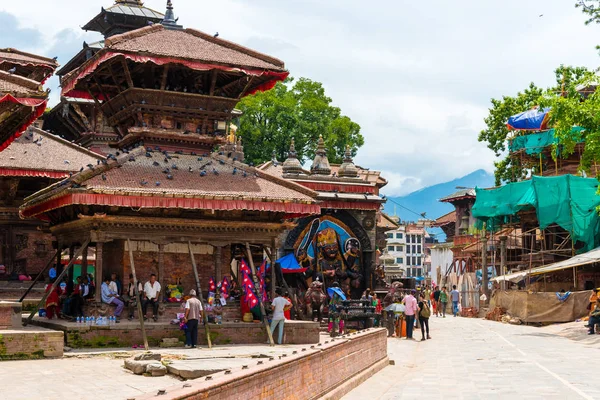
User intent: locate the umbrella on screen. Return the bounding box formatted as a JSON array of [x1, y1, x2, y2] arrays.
[[384, 303, 405, 313], [507, 107, 550, 131], [276, 253, 308, 274], [327, 286, 347, 301]]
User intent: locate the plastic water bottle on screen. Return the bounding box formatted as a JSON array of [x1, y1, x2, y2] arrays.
[[77, 316, 81, 325]]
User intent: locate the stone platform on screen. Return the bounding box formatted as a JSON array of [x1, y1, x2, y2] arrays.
[[26, 316, 319, 348], [0, 326, 63, 360]]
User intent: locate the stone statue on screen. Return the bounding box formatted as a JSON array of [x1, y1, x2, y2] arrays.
[[305, 280, 327, 322]]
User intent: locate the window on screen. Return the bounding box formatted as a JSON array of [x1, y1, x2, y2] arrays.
[[417, 257, 422, 266], [417, 245, 422, 254], [406, 235, 411, 244], [396, 245, 403, 252], [417, 268, 422, 277], [396, 257, 403, 264], [417, 235, 422, 243], [387, 246, 395, 252], [412, 245, 417, 254], [396, 233, 403, 239], [412, 257, 417, 266], [386, 233, 394, 239]]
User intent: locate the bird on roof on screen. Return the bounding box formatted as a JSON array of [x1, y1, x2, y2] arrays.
[[140, 179, 148, 186], [213, 168, 219, 175], [172, 164, 178, 170], [156, 181, 161, 186], [153, 161, 160, 166], [167, 174, 173, 180], [200, 171, 207, 177], [232, 167, 237, 175], [101, 174, 107, 181], [162, 168, 170, 174], [175, 150, 183, 155], [128, 156, 136, 162], [197, 157, 203, 161], [242, 171, 247, 178], [214, 32, 219, 38], [87, 164, 94, 170], [52, 56, 58, 61], [164, 158, 169, 163], [219, 160, 225, 165], [155, 146, 161, 151], [7, 67, 16, 74], [146, 147, 153, 152], [188, 166, 193, 172], [64, 160, 70, 164], [191, 152, 197, 156], [145, 152, 152, 158]]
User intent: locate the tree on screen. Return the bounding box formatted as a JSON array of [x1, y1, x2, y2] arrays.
[[479, 66, 590, 185], [236, 77, 364, 166], [575, 1, 600, 25]]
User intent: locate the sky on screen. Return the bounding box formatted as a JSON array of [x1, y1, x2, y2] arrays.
[[1, 0, 600, 196]]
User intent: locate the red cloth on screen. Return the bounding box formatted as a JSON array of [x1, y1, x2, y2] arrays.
[[283, 297, 292, 320], [45, 284, 60, 319]]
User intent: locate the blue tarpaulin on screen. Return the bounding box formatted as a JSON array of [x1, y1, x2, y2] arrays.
[[276, 253, 308, 274], [327, 287, 347, 300], [507, 108, 550, 131]]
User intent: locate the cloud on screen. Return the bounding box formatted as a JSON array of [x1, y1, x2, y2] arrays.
[[0, 11, 43, 49], [2, 0, 599, 196]]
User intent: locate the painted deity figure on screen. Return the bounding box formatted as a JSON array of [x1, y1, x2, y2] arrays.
[[343, 238, 363, 299], [315, 228, 347, 290]]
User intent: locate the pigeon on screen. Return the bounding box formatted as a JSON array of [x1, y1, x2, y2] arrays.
[[218, 151, 224, 156], [101, 174, 107, 181], [52, 56, 58, 61], [64, 160, 70, 164], [146, 152, 152, 158], [87, 164, 94, 170], [188, 166, 193, 172], [219, 160, 225, 165], [200, 171, 207, 177], [167, 174, 173, 180], [140, 179, 148, 186], [191, 152, 197, 156], [175, 150, 183, 155], [128, 156, 135, 162], [232, 157, 238, 162], [162, 168, 170, 174], [242, 171, 247, 178], [213, 168, 219, 175], [154, 146, 161, 151], [172, 164, 178, 170], [164, 158, 169, 163], [7, 67, 16, 74], [153, 161, 160, 166], [197, 157, 203, 161], [232, 167, 237, 175], [214, 32, 219, 38], [146, 147, 153, 152], [155, 181, 161, 186], [69, 172, 73, 177], [539, 14, 544, 17]]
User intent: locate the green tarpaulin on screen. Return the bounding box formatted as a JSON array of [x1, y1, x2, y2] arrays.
[[508, 127, 585, 156], [472, 175, 600, 251]]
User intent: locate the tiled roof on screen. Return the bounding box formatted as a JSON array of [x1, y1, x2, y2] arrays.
[[0, 128, 103, 174], [22, 149, 319, 213], [433, 210, 456, 226], [378, 212, 399, 229], [0, 70, 45, 97], [105, 25, 285, 70], [439, 188, 476, 202], [105, 2, 164, 19], [0, 49, 58, 68]]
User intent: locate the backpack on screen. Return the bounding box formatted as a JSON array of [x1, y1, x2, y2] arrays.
[[421, 302, 431, 318]]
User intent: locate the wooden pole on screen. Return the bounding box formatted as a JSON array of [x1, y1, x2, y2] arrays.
[[270, 238, 277, 301], [19, 250, 59, 302], [265, 247, 301, 319], [528, 232, 534, 289], [573, 266, 577, 291], [481, 227, 489, 303], [245, 242, 275, 346], [499, 236, 507, 291], [188, 242, 212, 348], [127, 239, 149, 351], [24, 239, 90, 326]]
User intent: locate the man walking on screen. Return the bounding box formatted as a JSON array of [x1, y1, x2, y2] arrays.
[[270, 288, 291, 344], [402, 289, 418, 340], [184, 289, 203, 348], [451, 285, 460, 317], [433, 286, 441, 317], [143, 274, 161, 322], [439, 286, 449, 318]]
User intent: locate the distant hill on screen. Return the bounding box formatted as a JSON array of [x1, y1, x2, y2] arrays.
[[383, 169, 495, 230]]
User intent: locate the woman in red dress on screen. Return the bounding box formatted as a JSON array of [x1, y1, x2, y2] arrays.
[[44, 282, 61, 319]]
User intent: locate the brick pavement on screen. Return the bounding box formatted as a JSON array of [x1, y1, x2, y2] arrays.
[[343, 316, 600, 400]]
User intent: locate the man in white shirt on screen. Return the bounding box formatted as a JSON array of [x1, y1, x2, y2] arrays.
[[270, 288, 291, 345], [142, 274, 161, 322]]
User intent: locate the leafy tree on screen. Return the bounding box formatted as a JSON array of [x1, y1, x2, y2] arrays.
[[479, 66, 590, 185], [236, 77, 364, 166], [575, 1, 600, 25]]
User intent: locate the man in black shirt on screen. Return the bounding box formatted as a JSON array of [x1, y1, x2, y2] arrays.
[[433, 286, 441, 317]]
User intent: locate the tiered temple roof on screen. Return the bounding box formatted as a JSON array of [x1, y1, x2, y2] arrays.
[[82, 0, 165, 38], [0, 49, 57, 152]]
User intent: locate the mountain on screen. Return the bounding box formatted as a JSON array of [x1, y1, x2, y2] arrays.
[[383, 169, 495, 226]]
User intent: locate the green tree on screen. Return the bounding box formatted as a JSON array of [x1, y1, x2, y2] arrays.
[[575, 1, 600, 25], [479, 66, 589, 185], [236, 77, 363, 166]]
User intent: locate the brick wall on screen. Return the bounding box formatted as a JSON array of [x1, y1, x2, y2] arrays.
[[0, 301, 21, 329], [8, 227, 54, 277], [134, 328, 387, 400], [60, 320, 319, 348], [0, 329, 63, 359]]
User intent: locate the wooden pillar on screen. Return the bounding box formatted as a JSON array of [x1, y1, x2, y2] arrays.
[[56, 240, 63, 276], [68, 245, 75, 288], [95, 242, 103, 302], [481, 227, 489, 303], [214, 245, 223, 283], [81, 243, 88, 279], [157, 244, 165, 301], [499, 236, 507, 291], [6, 225, 14, 276], [270, 238, 277, 301]]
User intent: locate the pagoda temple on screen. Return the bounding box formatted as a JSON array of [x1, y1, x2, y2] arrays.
[[20, 1, 320, 304], [0, 48, 57, 151], [260, 138, 387, 297]]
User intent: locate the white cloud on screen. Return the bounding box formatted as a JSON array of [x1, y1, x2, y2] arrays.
[[2, 0, 599, 196]]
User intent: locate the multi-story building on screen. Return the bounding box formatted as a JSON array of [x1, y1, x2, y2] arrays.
[[381, 221, 428, 281]]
